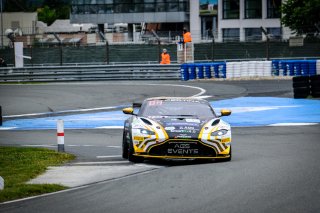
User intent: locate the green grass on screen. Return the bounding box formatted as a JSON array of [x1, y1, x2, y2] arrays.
[[0, 146, 75, 203]]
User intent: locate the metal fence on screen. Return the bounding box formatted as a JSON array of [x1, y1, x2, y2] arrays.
[[0, 64, 181, 82], [1, 40, 319, 67]]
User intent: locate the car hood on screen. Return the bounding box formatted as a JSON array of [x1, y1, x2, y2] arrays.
[[148, 116, 211, 139]]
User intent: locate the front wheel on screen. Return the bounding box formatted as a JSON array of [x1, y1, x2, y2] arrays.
[[122, 131, 128, 159], [128, 140, 144, 163]]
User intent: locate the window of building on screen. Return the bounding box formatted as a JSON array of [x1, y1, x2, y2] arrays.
[[267, 27, 282, 40], [223, 0, 239, 19], [267, 0, 281, 18], [71, 0, 188, 14], [245, 0, 262, 19], [245, 28, 262, 41], [223, 28, 240, 42]]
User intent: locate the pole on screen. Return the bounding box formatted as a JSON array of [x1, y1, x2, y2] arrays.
[[0, 106, 2, 126], [211, 35, 215, 62], [184, 43, 187, 63], [1, 0, 3, 49], [106, 40, 109, 64], [59, 42, 62, 66], [158, 40, 161, 63], [57, 119, 65, 152], [266, 36, 270, 61]]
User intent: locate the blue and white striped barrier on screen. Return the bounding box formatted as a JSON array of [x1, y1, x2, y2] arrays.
[[181, 59, 320, 80]]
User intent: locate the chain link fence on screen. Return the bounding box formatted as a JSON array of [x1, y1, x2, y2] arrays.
[[0, 31, 319, 66]]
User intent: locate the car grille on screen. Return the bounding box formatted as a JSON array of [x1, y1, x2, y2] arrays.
[[148, 139, 216, 157]]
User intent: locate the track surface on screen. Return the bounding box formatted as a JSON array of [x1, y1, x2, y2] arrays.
[[1, 80, 320, 213]]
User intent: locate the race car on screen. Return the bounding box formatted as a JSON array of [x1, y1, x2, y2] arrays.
[[122, 97, 232, 163]]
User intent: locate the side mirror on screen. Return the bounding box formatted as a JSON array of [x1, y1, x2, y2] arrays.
[[122, 107, 134, 115], [220, 109, 231, 117]]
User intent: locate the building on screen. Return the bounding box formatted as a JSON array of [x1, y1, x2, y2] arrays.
[[0, 12, 37, 47], [69, 0, 291, 43], [217, 0, 291, 42]]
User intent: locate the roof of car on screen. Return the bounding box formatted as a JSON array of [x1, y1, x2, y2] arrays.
[[145, 97, 208, 103]]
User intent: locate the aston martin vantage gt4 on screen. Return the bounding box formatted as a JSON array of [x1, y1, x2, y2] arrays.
[[122, 97, 232, 163]]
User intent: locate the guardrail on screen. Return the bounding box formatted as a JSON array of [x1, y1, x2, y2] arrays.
[[0, 64, 181, 82]]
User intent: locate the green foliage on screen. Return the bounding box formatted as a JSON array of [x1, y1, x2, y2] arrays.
[[37, 5, 57, 25], [281, 0, 320, 35], [38, 1, 71, 25], [0, 146, 75, 202]]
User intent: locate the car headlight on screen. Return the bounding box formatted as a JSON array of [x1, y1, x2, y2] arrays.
[[136, 128, 155, 136], [211, 129, 228, 136]]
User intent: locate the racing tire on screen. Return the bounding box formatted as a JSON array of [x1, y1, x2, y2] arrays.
[[310, 82, 320, 90], [310, 75, 320, 82], [311, 90, 320, 98], [128, 141, 144, 163], [292, 76, 309, 83], [122, 131, 128, 159], [293, 81, 309, 88], [293, 87, 310, 99]]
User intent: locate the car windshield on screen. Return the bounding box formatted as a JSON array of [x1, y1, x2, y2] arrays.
[[139, 99, 216, 118]]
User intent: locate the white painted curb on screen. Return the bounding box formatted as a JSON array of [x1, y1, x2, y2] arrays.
[[0, 176, 4, 190]]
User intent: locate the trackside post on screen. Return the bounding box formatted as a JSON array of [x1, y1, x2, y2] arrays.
[[0, 106, 2, 126], [57, 119, 65, 152]]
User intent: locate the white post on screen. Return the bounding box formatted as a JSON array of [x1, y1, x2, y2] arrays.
[[0, 176, 4, 190], [14, 42, 24, 68], [57, 119, 65, 152]]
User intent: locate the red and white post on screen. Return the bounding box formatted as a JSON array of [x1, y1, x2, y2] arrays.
[[57, 119, 65, 152]]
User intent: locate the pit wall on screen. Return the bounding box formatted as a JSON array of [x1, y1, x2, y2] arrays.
[[180, 60, 320, 81]]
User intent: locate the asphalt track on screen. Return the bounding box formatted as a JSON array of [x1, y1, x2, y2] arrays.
[[0, 79, 320, 213]]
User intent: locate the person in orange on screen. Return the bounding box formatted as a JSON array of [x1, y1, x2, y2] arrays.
[[160, 49, 171, 64], [183, 28, 192, 43]]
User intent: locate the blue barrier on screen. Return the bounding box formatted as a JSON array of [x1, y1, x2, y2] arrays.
[[195, 64, 204, 79], [309, 60, 317, 75], [180, 64, 189, 81], [272, 60, 280, 76], [183, 60, 318, 81], [189, 64, 196, 80], [204, 64, 212, 78], [180, 62, 226, 80], [272, 59, 318, 77], [219, 64, 227, 78]]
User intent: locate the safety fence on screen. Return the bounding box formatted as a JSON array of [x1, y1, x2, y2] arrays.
[[0, 64, 181, 82], [1, 60, 320, 83], [180, 59, 320, 81]]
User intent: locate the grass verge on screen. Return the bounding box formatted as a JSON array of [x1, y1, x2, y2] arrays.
[[0, 146, 75, 203]]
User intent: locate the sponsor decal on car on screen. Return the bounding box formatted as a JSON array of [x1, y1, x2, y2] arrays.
[[165, 126, 175, 131], [165, 122, 199, 127], [133, 136, 144, 141], [167, 143, 199, 155], [186, 119, 200, 123]]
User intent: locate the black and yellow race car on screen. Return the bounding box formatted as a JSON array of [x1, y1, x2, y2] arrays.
[[122, 97, 232, 163]]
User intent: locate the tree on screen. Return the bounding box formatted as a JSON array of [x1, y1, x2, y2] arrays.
[[37, 5, 56, 25], [37, 1, 70, 25], [281, 0, 320, 35]]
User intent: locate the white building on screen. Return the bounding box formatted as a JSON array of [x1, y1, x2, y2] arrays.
[[69, 0, 292, 43], [0, 12, 37, 47]]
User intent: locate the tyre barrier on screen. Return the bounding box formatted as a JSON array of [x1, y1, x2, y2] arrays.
[[226, 61, 272, 78], [181, 62, 226, 81], [272, 60, 317, 76], [310, 75, 320, 98], [292, 75, 320, 98], [181, 59, 320, 81]]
